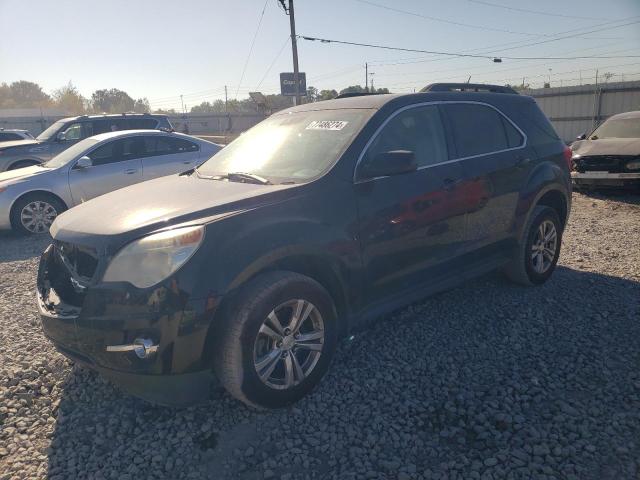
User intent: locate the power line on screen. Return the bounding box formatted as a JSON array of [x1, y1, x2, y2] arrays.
[[235, 0, 269, 99], [255, 36, 290, 89], [298, 32, 640, 61], [355, 0, 540, 37], [354, 0, 622, 38], [466, 0, 609, 21]]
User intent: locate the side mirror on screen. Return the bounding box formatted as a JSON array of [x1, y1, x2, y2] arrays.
[[576, 133, 587, 140], [75, 156, 92, 169], [361, 150, 417, 179], [56, 132, 66, 142]]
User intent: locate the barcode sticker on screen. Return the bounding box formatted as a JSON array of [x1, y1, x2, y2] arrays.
[[306, 120, 349, 131]]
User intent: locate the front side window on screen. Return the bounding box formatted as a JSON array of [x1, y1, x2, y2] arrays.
[[443, 103, 523, 158], [359, 105, 448, 177], [60, 122, 83, 141], [88, 141, 118, 166], [86, 138, 144, 166]]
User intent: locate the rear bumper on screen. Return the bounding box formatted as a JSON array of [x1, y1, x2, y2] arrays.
[[571, 171, 640, 187]]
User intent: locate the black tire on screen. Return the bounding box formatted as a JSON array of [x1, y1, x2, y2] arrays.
[[10, 193, 66, 235], [213, 271, 338, 409], [8, 160, 40, 170], [503, 205, 563, 286]]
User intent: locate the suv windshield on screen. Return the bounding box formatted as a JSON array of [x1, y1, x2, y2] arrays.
[[36, 120, 67, 141], [591, 117, 640, 139], [43, 138, 99, 168], [197, 109, 373, 182]]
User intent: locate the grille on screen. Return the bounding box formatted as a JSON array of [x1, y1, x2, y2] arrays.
[[55, 241, 99, 280], [574, 155, 637, 173]]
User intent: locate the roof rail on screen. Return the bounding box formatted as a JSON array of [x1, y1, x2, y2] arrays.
[[335, 92, 383, 99], [420, 83, 519, 95]]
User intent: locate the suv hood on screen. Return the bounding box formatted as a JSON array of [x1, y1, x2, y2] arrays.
[[572, 138, 640, 156], [51, 173, 299, 249], [0, 139, 41, 151]]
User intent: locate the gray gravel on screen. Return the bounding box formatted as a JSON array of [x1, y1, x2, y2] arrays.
[[1, 191, 639, 480]]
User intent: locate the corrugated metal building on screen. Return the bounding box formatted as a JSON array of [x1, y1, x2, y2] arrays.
[[524, 80, 640, 142]]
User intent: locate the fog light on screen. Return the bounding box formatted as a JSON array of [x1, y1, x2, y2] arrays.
[[106, 338, 158, 359]]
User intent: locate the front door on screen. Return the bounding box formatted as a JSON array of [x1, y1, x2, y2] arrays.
[[68, 137, 143, 204], [354, 104, 467, 306]]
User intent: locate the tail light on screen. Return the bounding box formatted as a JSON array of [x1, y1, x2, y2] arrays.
[[563, 146, 573, 170]]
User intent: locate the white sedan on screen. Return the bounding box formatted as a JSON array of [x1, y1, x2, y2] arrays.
[[0, 130, 221, 234]]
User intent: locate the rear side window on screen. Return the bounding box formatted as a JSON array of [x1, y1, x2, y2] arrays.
[[128, 118, 158, 129], [442, 103, 523, 158], [169, 137, 199, 153], [142, 136, 198, 156], [362, 104, 448, 171]]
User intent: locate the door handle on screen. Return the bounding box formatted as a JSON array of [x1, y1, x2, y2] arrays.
[[516, 157, 531, 168], [124, 169, 138, 174], [182, 161, 192, 164], [442, 178, 460, 191]]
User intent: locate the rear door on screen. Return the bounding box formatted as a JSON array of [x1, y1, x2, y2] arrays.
[[68, 137, 143, 204], [355, 104, 468, 306], [141, 136, 200, 179], [440, 102, 531, 252]]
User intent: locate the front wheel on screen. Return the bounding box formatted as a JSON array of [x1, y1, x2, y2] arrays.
[[213, 271, 338, 408], [10, 193, 66, 235], [504, 206, 563, 286]]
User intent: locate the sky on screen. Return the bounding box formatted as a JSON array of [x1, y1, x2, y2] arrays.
[[1, 0, 639, 111]]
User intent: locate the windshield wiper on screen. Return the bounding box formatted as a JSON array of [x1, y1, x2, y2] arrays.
[[225, 172, 272, 185]]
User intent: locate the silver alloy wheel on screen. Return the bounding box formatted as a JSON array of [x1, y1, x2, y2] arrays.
[[20, 200, 58, 233], [253, 299, 325, 390], [531, 219, 558, 274]]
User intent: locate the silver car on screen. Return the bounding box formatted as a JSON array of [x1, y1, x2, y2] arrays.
[[0, 130, 221, 234]]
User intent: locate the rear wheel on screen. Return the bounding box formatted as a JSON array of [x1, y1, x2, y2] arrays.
[[10, 193, 66, 235], [213, 271, 338, 408], [8, 160, 39, 170], [504, 206, 562, 286]]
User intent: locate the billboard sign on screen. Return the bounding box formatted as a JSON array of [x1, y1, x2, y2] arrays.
[[280, 72, 306, 96]]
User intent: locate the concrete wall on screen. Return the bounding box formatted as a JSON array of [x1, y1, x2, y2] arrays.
[[168, 113, 266, 135], [524, 80, 640, 142]]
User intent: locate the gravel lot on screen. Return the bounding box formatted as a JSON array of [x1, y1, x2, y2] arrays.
[[1, 191, 639, 480]]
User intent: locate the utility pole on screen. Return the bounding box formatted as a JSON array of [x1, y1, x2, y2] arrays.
[[224, 85, 228, 113], [369, 72, 375, 92], [288, 0, 301, 105], [365, 62, 368, 92], [180, 94, 185, 114]]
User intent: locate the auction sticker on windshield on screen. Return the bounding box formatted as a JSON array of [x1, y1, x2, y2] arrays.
[[306, 120, 349, 131]]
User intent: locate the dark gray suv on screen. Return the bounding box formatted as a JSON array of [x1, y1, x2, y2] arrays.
[[0, 113, 172, 171]]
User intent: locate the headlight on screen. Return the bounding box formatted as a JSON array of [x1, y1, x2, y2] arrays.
[[102, 225, 204, 288], [626, 160, 640, 170]]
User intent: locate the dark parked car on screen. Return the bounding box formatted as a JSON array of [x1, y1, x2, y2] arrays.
[[571, 111, 640, 189], [37, 85, 572, 408], [0, 113, 172, 171]]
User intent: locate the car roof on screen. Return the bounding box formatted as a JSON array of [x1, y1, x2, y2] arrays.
[[0, 128, 29, 132], [276, 91, 535, 115], [607, 110, 640, 121], [57, 113, 167, 123], [87, 129, 193, 142]]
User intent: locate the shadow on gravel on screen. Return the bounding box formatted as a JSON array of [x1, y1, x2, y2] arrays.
[[0, 231, 51, 263], [45, 266, 640, 480]]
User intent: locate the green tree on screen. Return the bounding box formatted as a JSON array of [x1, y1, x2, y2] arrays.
[[133, 98, 150, 113], [318, 89, 338, 101], [91, 88, 136, 113], [52, 82, 86, 114], [0, 80, 52, 108]]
